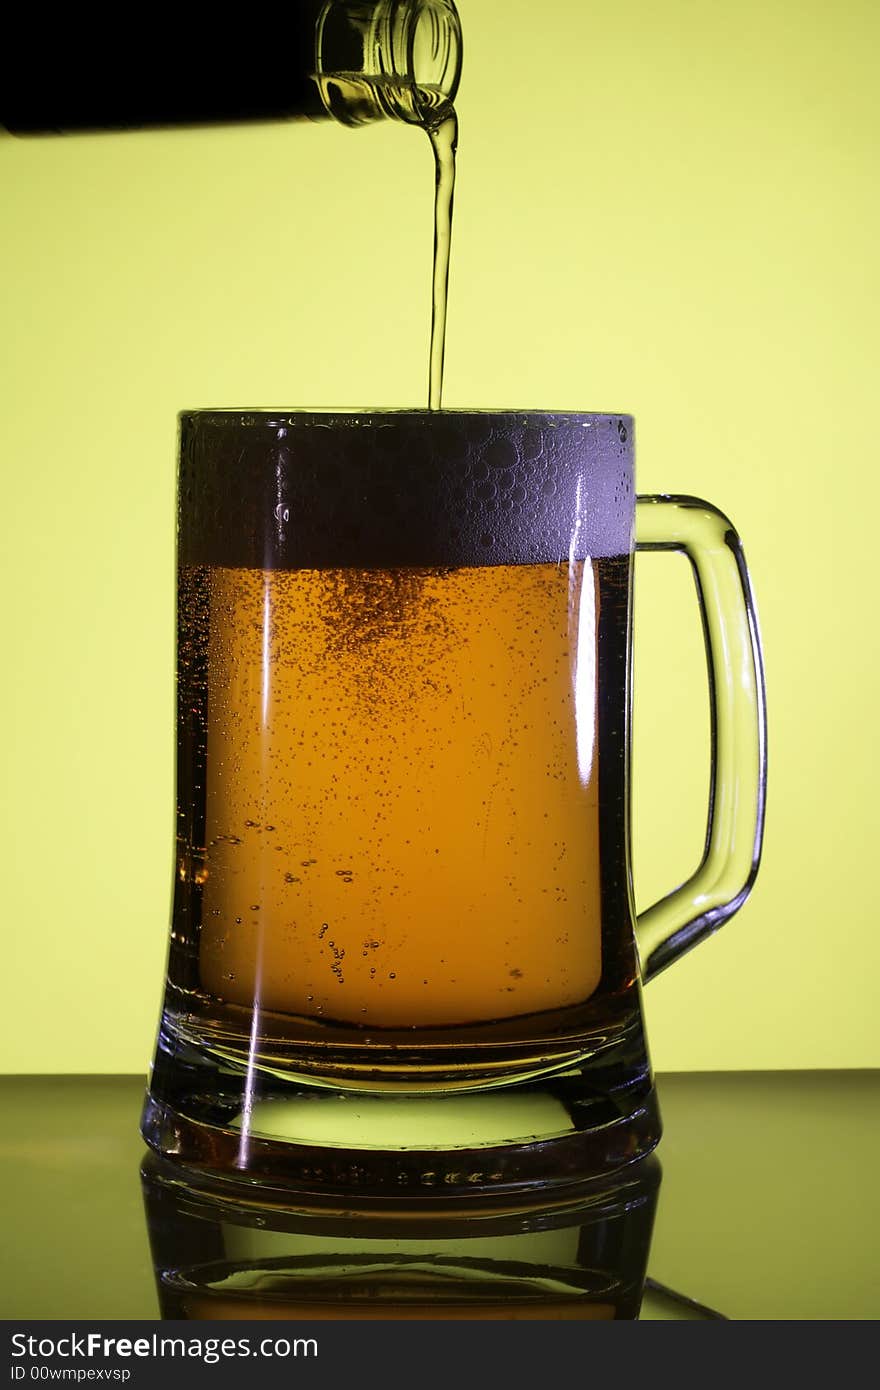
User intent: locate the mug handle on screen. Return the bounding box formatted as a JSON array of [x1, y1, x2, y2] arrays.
[[634, 495, 767, 981]]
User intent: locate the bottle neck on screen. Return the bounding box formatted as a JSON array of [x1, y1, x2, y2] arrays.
[[315, 0, 462, 129]]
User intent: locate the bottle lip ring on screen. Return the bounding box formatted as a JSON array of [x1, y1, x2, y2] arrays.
[[406, 0, 463, 105]]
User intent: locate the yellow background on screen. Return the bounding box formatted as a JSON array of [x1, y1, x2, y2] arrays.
[[1, 0, 877, 1072]]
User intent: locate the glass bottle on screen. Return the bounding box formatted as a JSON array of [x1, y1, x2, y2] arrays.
[[0, 1, 461, 135]]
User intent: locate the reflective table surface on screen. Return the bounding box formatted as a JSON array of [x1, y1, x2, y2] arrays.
[[1, 1073, 876, 1320]]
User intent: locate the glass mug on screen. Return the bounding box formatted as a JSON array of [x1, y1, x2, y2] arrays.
[[142, 411, 765, 1194]]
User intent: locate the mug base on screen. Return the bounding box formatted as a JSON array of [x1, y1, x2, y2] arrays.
[[141, 1028, 661, 1200]]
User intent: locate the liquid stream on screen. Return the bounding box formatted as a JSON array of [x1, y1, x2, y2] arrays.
[[426, 109, 457, 409]]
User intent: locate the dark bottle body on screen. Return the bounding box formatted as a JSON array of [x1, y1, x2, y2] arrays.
[[0, 6, 327, 133]]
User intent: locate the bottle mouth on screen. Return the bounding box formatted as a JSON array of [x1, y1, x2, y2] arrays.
[[316, 0, 462, 128], [407, 1, 462, 113]]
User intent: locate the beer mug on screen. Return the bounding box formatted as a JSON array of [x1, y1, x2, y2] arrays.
[[142, 411, 765, 1193]]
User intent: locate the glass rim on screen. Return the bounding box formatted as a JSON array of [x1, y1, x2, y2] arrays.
[[178, 408, 636, 427]]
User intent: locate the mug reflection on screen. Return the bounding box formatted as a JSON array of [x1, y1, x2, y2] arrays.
[[141, 1152, 662, 1321]]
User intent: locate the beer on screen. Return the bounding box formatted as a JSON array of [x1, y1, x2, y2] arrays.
[[428, 110, 457, 408], [195, 561, 603, 1025], [158, 410, 643, 1095]]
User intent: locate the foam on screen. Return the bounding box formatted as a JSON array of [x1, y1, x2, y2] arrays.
[[178, 410, 634, 568]]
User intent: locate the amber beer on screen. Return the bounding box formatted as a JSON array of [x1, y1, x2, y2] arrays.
[[161, 411, 642, 1093]]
